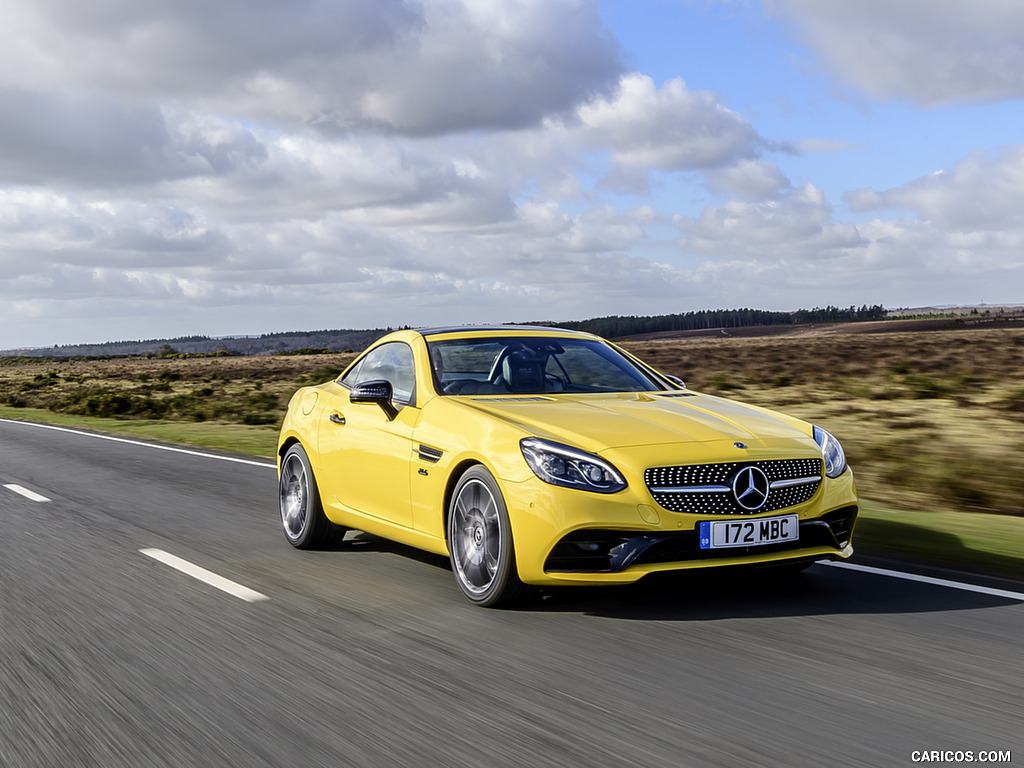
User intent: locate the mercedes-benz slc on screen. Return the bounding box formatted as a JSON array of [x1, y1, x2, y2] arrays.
[[277, 326, 857, 606]]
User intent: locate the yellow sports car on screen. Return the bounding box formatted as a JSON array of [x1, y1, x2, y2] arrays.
[[277, 326, 857, 606]]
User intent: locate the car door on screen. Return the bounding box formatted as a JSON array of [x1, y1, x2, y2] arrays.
[[316, 341, 418, 529]]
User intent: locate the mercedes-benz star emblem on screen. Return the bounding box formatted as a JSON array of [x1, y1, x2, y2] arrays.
[[732, 466, 770, 511]]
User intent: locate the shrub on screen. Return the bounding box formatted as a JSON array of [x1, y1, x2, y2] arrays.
[[127, 397, 168, 419], [1001, 387, 1024, 412], [242, 412, 278, 426], [904, 373, 947, 399], [19, 371, 59, 391], [937, 463, 991, 511], [275, 348, 332, 356], [709, 372, 739, 391], [245, 391, 279, 411], [297, 367, 343, 385], [77, 391, 168, 419], [85, 393, 133, 417]]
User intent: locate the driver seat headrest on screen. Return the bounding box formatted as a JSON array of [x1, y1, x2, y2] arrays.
[[502, 351, 544, 393]]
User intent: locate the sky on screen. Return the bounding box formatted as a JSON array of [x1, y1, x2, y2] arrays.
[[2, 0, 1023, 349]]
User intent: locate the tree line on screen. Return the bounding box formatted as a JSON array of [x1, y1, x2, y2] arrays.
[[537, 305, 887, 338], [8, 306, 888, 358]]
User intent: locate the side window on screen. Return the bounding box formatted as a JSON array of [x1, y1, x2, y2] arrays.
[[341, 342, 417, 406]]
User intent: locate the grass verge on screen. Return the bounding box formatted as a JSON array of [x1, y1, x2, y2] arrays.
[[0, 406, 279, 459], [4, 405, 1022, 584], [856, 504, 1024, 582]]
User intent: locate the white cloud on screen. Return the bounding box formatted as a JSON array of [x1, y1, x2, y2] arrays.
[[0, 189, 224, 268], [666, 145, 1024, 310], [844, 147, 1024, 232], [706, 160, 791, 201], [0, 92, 268, 189], [844, 187, 885, 213], [0, 0, 624, 135], [577, 74, 761, 170], [763, 0, 1024, 105], [677, 183, 863, 260]]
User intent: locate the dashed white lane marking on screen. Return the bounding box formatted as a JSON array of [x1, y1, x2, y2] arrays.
[[3, 483, 51, 503], [822, 561, 1024, 602], [0, 418, 276, 469], [140, 548, 269, 603]]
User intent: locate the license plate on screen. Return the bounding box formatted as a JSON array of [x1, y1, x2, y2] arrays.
[[699, 514, 799, 550]]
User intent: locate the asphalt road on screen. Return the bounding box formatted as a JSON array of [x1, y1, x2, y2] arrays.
[[1, 418, 1021, 768]]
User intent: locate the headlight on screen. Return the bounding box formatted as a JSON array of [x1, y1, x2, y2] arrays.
[[520, 438, 627, 494], [813, 426, 847, 478]]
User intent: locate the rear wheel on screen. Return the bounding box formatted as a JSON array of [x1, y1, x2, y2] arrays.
[[279, 444, 346, 549], [447, 466, 528, 607]]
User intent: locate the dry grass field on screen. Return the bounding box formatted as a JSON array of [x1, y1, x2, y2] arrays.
[[0, 352, 357, 426], [3, 321, 1024, 577]]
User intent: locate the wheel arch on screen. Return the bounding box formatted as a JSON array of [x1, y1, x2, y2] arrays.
[[277, 435, 301, 468], [442, 458, 484, 540]]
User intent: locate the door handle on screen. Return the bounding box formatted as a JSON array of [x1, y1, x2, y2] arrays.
[[329, 412, 346, 425]]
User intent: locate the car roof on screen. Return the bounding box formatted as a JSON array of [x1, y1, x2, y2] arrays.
[[417, 325, 593, 338]]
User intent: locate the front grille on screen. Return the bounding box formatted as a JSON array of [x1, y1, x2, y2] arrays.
[[645, 458, 822, 515]]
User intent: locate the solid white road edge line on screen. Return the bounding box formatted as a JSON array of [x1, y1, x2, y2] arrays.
[[140, 548, 269, 603], [3, 483, 51, 503], [822, 560, 1024, 602], [0, 417, 276, 468]]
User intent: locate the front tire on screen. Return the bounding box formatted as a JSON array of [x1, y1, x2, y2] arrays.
[[447, 466, 528, 607], [279, 444, 346, 549]]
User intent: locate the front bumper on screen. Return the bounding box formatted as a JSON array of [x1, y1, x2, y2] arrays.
[[545, 506, 856, 572], [504, 467, 858, 586]]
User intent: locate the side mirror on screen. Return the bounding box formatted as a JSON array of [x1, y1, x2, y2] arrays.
[[665, 374, 686, 389], [349, 379, 398, 420]]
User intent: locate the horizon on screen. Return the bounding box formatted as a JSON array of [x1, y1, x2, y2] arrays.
[[6, 302, 1022, 354]]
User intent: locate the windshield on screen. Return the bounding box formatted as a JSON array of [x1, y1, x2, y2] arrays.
[[426, 336, 666, 395]]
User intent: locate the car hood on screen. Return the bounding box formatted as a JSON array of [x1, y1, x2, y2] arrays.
[[457, 392, 815, 453]]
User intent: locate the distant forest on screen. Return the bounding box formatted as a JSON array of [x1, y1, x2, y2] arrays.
[[6, 305, 887, 358], [8, 329, 389, 359], [538, 304, 887, 338]]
